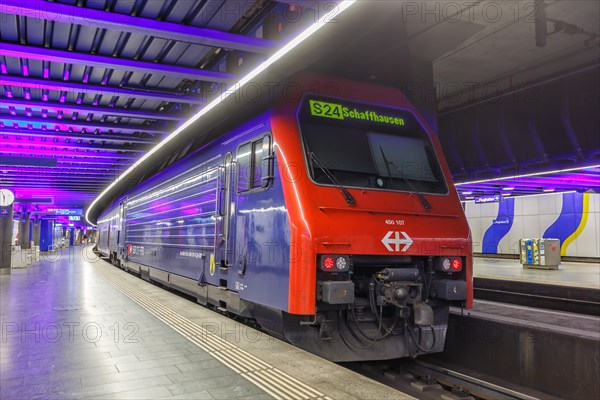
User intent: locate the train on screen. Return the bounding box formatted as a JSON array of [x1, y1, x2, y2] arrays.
[[96, 74, 473, 362]]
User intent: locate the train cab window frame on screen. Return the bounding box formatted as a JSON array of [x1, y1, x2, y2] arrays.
[[237, 134, 273, 193]]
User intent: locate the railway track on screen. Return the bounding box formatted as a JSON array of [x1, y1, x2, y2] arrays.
[[344, 359, 559, 400]]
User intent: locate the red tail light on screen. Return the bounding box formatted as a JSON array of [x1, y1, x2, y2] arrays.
[[323, 256, 335, 270], [452, 258, 462, 271]]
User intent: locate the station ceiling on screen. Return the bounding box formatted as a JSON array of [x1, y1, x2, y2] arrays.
[[0, 0, 598, 222]]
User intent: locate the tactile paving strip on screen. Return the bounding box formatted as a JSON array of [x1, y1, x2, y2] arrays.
[[95, 266, 332, 400]]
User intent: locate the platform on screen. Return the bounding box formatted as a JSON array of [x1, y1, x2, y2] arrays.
[[473, 257, 600, 289], [0, 245, 412, 400], [472, 256, 600, 315]]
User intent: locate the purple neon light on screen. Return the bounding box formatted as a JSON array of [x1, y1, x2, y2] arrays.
[[59, 94, 66, 103], [0, 76, 205, 105], [42, 110, 48, 118], [83, 73, 90, 83], [2, 43, 234, 82], [24, 91, 31, 100], [1, 138, 145, 153], [42, 92, 49, 101], [22, 64, 29, 76], [1, 64, 7, 74], [0, 146, 139, 158], [2, 98, 182, 121], [5, 89, 13, 98], [63, 70, 70, 81], [43, 67, 50, 78]]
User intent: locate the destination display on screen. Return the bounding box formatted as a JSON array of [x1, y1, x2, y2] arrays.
[[301, 96, 419, 131]]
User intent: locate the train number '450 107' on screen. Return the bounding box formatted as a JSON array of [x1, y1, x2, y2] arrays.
[[385, 219, 405, 225]]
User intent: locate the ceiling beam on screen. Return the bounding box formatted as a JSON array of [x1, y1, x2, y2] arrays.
[[0, 148, 139, 159], [0, 98, 186, 121], [0, 43, 234, 83], [1, 127, 156, 144], [1, 115, 169, 135], [0, 139, 148, 153], [0, 172, 116, 182], [0, 167, 116, 176], [2, 181, 108, 188], [0, 157, 132, 167], [53, 161, 130, 167], [2, 178, 114, 185], [0, 75, 206, 105], [0, 75, 206, 104], [0, 1, 274, 54]]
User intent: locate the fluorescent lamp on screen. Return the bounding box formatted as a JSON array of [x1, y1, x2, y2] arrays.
[[86, 0, 357, 226], [455, 164, 600, 186], [503, 187, 514, 191], [463, 190, 575, 202]]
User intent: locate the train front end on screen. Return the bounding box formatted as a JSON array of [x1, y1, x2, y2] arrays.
[[270, 77, 472, 361]]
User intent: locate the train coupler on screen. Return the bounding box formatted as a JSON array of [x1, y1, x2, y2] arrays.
[[413, 302, 434, 326]]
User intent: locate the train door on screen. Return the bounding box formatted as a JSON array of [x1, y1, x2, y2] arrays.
[[234, 134, 273, 291], [117, 199, 127, 261], [215, 152, 235, 288]]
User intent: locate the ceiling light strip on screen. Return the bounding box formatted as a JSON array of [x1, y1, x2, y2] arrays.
[[455, 164, 600, 186], [86, 1, 357, 226]]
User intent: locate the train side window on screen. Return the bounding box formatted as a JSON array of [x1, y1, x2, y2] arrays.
[[237, 134, 272, 193]]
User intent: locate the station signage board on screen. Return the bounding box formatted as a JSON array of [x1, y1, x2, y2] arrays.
[[47, 208, 83, 216], [474, 194, 503, 204]]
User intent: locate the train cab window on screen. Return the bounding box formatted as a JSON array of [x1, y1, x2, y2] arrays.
[[237, 135, 272, 192], [298, 97, 448, 195]]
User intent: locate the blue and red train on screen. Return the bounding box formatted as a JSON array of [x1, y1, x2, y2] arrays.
[[96, 75, 472, 361]]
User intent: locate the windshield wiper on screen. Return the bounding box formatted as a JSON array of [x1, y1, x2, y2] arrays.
[[309, 152, 356, 206], [379, 146, 431, 210]]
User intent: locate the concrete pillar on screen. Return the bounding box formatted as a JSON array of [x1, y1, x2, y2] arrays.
[[69, 228, 75, 246], [19, 211, 31, 250], [0, 205, 14, 270], [32, 217, 41, 246]]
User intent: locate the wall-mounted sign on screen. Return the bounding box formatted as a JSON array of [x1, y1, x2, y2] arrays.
[[475, 194, 502, 204], [47, 208, 83, 216], [68, 216, 81, 221]]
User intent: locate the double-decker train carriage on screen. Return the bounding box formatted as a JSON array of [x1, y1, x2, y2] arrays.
[[96, 75, 472, 362]]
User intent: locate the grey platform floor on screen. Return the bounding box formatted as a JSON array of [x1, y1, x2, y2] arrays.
[[473, 257, 600, 289], [0, 246, 412, 400]]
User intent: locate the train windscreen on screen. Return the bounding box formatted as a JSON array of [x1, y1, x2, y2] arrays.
[[298, 96, 448, 195]]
